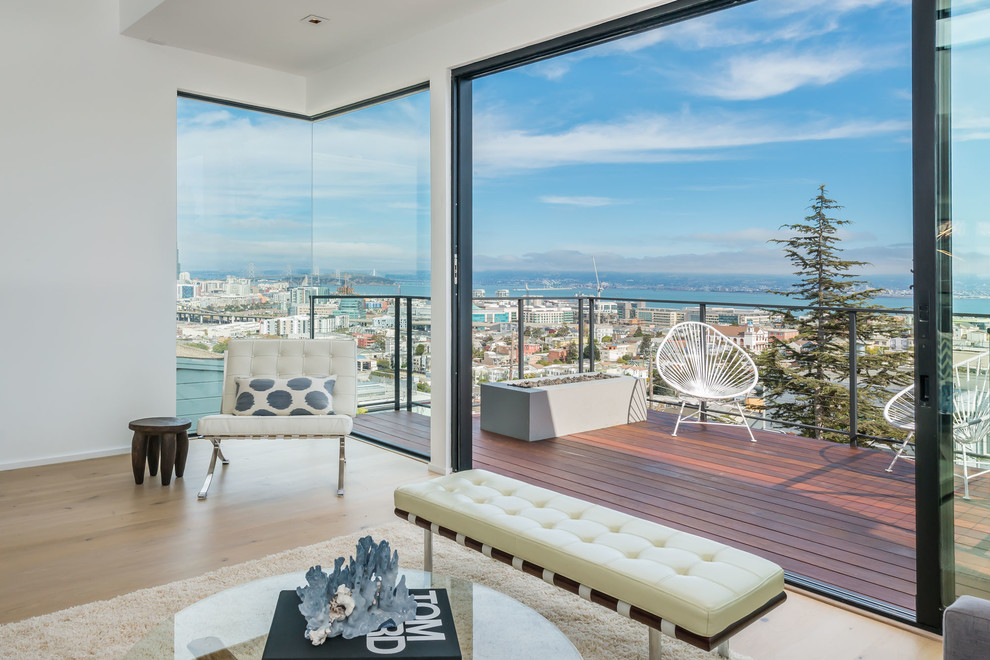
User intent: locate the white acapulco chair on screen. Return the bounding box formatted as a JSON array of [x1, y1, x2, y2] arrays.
[[883, 352, 990, 499], [883, 384, 916, 473], [953, 352, 990, 499], [655, 322, 759, 443]]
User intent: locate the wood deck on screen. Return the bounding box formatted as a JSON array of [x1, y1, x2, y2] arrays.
[[349, 408, 990, 614], [352, 409, 431, 456]]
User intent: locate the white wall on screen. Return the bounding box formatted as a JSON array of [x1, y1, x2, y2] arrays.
[[305, 0, 671, 113], [0, 1, 305, 469], [0, 0, 671, 471], [305, 0, 671, 472]]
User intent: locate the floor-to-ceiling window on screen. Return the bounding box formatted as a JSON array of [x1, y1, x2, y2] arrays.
[[176, 89, 431, 458], [311, 91, 432, 457], [176, 99, 311, 430], [456, 0, 917, 619]]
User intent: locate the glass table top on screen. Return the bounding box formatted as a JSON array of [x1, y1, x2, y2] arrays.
[[125, 569, 580, 659]]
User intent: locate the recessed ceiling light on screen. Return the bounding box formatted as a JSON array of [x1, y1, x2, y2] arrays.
[[301, 15, 328, 25]]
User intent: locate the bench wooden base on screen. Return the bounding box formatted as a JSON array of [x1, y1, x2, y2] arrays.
[[396, 508, 786, 657]]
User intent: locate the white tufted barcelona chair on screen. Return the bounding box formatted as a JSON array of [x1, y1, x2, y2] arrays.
[[655, 322, 759, 443], [195, 338, 358, 499]]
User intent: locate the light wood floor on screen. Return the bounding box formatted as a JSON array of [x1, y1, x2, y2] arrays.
[[0, 438, 941, 659], [0, 437, 432, 624]]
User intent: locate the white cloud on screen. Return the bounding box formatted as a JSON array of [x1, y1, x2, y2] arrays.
[[473, 243, 911, 276], [682, 228, 786, 246], [177, 98, 431, 272], [473, 247, 791, 275], [692, 50, 876, 100], [311, 240, 409, 260], [539, 195, 625, 207], [528, 60, 575, 81], [181, 109, 237, 127], [953, 111, 990, 142], [523, 0, 906, 83], [766, 0, 909, 17], [222, 217, 308, 232], [474, 108, 908, 175]]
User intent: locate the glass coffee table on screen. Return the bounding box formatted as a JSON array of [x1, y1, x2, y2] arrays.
[[125, 569, 580, 659]]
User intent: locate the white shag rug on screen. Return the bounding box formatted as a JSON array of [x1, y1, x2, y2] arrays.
[[0, 521, 751, 659]]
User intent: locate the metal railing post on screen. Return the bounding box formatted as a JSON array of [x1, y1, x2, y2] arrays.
[[394, 296, 401, 411], [406, 297, 413, 411], [699, 302, 708, 421], [589, 298, 596, 372], [848, 310, 859, 447], [517, 298, 525, 380], [577, 297, 584, 374], [309, 295, 315, 339]]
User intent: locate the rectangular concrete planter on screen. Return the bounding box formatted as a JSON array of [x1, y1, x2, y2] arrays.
[[480, 375, 648, 441]]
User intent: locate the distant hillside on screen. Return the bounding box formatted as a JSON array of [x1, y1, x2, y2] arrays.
[[341, 273, 396, 286]]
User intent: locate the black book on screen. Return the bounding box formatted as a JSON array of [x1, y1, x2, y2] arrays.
[[262, 588, 461, 660]]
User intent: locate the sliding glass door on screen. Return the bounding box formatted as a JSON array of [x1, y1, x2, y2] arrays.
[[934, 0, 990, 604], [454, 0, 918, 621]]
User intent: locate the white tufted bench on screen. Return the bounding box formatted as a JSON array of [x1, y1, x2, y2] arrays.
[[395, 469, 785, 659]]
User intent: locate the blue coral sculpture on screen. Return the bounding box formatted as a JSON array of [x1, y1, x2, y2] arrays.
[[296, 536, 417, 644]]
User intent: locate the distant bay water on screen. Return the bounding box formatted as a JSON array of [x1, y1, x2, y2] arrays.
[[350, 281, 990, 315]]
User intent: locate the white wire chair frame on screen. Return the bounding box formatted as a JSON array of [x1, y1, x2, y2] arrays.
[[953, 352, 990, 499], [883, 352, 990, 499], [883, 384, 916, 472], [655, 322, 760, 443]]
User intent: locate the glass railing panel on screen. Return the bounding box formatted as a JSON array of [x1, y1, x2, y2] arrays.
[[310, 296, 397, 412], [310, 294, 431, 458], [405, 297, 433, 414], [175, 354, 225, 433]]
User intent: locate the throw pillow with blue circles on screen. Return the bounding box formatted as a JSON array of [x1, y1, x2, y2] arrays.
[[233, 376, 336, 416]]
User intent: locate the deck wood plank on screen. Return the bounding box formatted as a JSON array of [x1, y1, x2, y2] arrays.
[[346, 407, 990, 613]]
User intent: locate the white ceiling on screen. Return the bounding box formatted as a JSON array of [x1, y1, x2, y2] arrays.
[[122, 0, 506, 76]]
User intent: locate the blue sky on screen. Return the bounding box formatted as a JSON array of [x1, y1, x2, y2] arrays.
[[177, 93, 430, 275], [948, 2, 990, 280], [473, 0, 915, 281], [177, 0, 990, 288]]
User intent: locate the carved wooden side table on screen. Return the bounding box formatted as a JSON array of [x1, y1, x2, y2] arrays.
[[129, 417, 191, 486]]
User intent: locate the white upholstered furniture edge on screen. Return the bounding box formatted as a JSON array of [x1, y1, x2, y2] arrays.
[[196, 338, 358, 499], [394, 469, 786, 659]]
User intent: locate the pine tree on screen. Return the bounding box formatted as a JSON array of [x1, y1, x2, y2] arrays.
[[756, 185, 913, 443]]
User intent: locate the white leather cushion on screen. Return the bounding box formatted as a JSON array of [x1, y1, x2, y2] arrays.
[[232, 376, 335, 416], [395, 469, 785, 638], [197, 413, 353, 437]]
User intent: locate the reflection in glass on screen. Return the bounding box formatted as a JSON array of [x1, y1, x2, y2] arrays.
[[941, 0, 990, 602]]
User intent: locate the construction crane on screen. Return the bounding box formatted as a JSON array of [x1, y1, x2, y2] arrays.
[[593, 257, 604, 298]]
